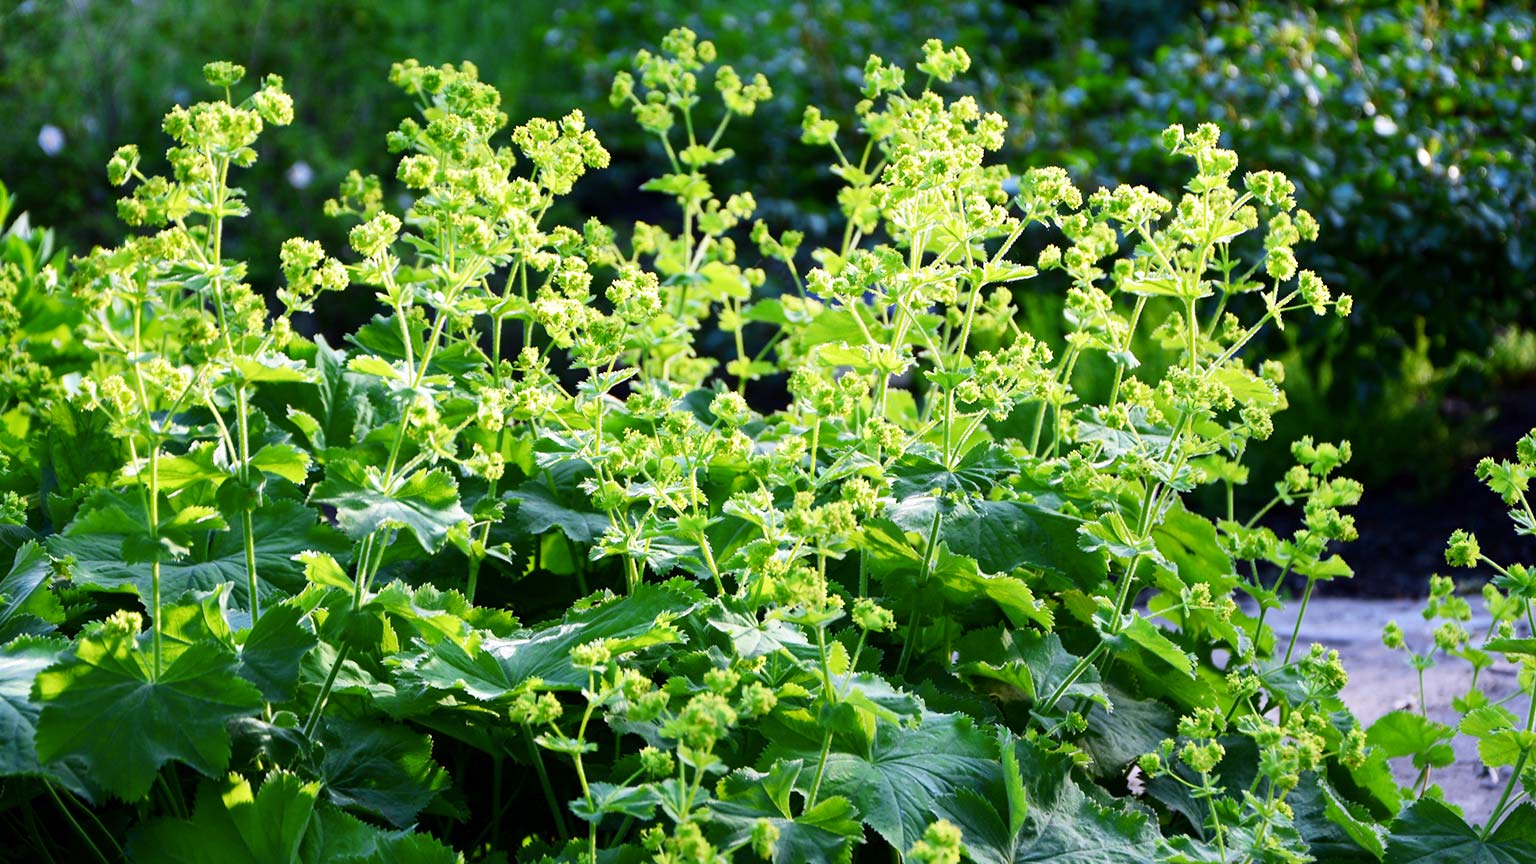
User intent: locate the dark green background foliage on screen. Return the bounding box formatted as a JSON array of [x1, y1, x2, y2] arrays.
[[1015, 0, 1536, 482], [0, 0, 1083, 296], [2, 0, 1532, 483]]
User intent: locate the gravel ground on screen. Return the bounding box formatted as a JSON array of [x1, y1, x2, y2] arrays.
[[1266, 597, 1531, 828]]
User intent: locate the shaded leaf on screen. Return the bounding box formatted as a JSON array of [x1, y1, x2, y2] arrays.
[[0, 635, 90, 795], [0, 540, 62, 641], [1384, 798, 1536, 864], [52, 494, 347, 608], [32, 616, 262, 800], [319, 716, 451, 827], [1316, 777, 1388, 861], [311, 462, 468, 552], [777, 711, 998, 850], [238, 603, 317, 702]]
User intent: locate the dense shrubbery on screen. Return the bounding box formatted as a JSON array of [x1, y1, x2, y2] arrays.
[[1014, 0, 1536, 480], [2, 28, 1533, 864]]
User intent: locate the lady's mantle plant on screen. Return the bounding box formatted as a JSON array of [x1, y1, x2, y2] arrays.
[[0, 27, 1527, 864]]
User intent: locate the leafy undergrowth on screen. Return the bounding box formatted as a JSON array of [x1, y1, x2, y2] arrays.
[[0, 29, 1532, 864]]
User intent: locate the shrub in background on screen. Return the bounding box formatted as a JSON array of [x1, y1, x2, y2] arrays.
[[1013, 0, 1536, 484]]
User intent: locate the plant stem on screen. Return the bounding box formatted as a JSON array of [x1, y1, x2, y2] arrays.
[[806, 730, 834, 811], [302, 643, 349, 739], [1283, 576, 1317, 664], [895, 609, 921, 680], [1482, 678, 1536, 836], [149, 445, 163, 680], [524, 725, 570, 840], [1106, 295, 1148, 411], [1483, 748, 1529, 837], [44, 783, 113, 864], [235, 391, 261, 622], [156, 770, 187, 819], [896, 508, 945, 678]]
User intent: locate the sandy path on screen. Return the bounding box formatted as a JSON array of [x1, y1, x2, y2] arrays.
[[1266, 597, 1530, 828]]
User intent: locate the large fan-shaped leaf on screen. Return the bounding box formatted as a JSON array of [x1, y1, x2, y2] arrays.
[[775, 711, 998, 850], [31, 615, 262, 800], [237, 602, 317, 702], [403, 581, 702, 697], [709, 760, 863, 863], [0, 635, 90, 795], [937, 734, 1159, 864], [888, 444, 1019, 499], [503, 480, 611, 543], [311, 461, 468, 552], [1384, 798, 1536, 864], [319, 716, 451, 827], [0, 540, 63, 641], [51, 493, 347, 609]]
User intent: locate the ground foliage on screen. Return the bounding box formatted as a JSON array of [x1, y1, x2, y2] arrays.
[[0, 29, 1531, 864]]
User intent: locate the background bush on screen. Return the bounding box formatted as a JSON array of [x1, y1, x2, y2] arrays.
[[1015, 0, 1536, 483]]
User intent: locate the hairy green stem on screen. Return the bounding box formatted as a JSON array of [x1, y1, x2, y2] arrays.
[[45, 783, 113, 864], [1482, 658, 1536, 836], [805, 730, 834, 811], [1283, 577, 1317, 664], [302, 643, 350, 739], [525, 726, 570, 840]]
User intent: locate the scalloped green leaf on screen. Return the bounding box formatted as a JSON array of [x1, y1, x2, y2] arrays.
[[403, 581, 701, 697], [249, 443, 311, 485], [888, 444, 1019, 499], [1366, 710, 1456, 771], [709, 761, 863, 864], [0, 540, 63, 641], [32, 617, 262, 801], [503, 480, 611, 544], [1384, 798, 1536, 864], [237, 603, 317, 702], [776, 711, 998, 850], [0, 635, 90, 795], [937, 733, 1159, 864], [52, 493, 347, 608], [128, 769, 464, 864], [311, 462, 468, 552], [319, 716, 450, 828], [569, 781, 661, 824]]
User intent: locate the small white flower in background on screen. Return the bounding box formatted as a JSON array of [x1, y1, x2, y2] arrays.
[[37, 124, 64, 156], [286, 161, 314, 189], [1372, 115, 1398, 136]]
